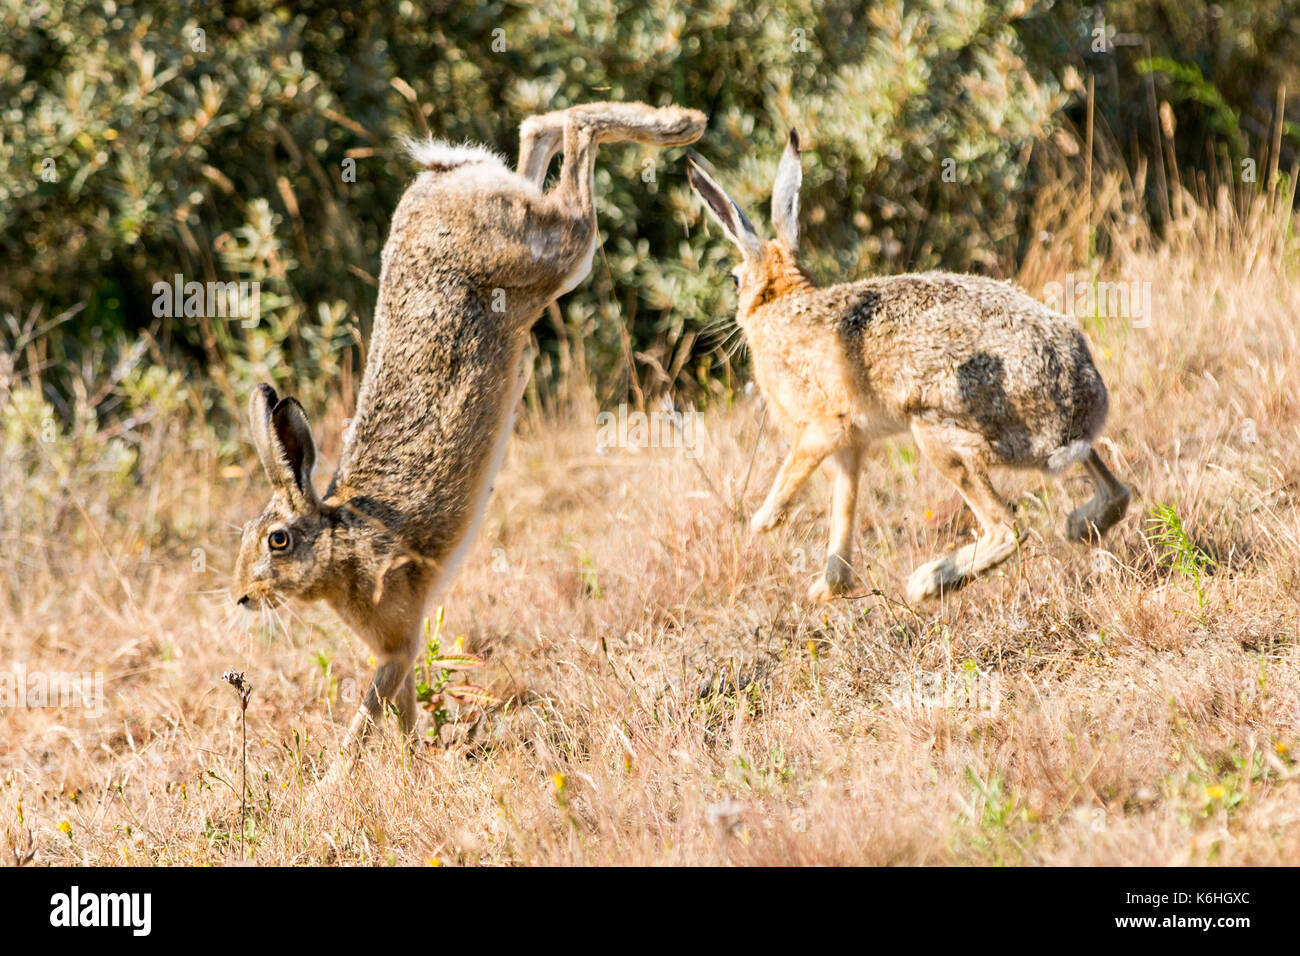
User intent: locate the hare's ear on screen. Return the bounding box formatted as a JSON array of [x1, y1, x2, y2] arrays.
[[249, 383, 319, 510], [771, 129, 802, 250], [687, 159, 763, 260]]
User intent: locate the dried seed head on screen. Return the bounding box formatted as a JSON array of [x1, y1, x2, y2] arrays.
[[221, 669, 253, 707]]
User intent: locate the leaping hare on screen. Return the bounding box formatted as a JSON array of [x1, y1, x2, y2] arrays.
[[687, 131, 1130, 604], [232, 103, 706, 763]]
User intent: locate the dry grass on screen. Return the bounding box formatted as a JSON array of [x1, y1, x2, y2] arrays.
[[3, 187, 1300, 866]]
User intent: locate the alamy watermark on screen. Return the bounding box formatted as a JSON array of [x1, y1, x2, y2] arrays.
[[49, 886, 150, 936], [1042, 272, 1152, 328], [885, 668, 1001, 715], [0, 664, 104, 718], [596, 402, 702, 459], [152, 273, 261, 327]]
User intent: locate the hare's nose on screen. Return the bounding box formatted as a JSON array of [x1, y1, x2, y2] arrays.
[[236, 595, 251, 608]]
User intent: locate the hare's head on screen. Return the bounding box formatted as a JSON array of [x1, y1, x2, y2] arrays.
[[232, 384, 336, 609], [688, 129, 812, 321]]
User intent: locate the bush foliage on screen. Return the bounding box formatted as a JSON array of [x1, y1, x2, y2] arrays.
[[2, 0, 1296, 412]]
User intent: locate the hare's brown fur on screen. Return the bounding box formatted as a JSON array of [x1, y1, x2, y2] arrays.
[[232, 103, 705, 767], [689, 130, 1130, 603]]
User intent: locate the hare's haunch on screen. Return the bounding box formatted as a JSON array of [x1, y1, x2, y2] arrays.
[[232, 103, 705, 764], [688, 130, 1130, 603]]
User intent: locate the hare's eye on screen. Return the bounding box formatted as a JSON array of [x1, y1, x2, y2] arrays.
[[267, 529, 291, 552], [729, 273, 740, 290]]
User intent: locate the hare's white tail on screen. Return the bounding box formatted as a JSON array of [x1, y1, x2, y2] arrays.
[[401, 136, 506, 171]]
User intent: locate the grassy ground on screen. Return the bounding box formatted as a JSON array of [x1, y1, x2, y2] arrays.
[[3, 191, 1300, 866]]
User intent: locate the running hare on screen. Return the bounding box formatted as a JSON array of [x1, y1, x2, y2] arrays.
[[232, 103, 706, 762], [688, 131, 1130, 604]]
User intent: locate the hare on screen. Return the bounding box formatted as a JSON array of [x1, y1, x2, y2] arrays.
[[232, 103, 706, 763], [687, 130, 1130, 604]]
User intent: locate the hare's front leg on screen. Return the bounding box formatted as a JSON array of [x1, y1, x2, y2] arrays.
[[313, 652, 416, 796], [336, 651, 417, 753], [750, 430, 834, 534], [808, 445, 863, 602], [394, 670, 417, 734]]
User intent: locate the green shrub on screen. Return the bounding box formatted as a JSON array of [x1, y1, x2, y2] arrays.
[[1, 0, 1294, 411]]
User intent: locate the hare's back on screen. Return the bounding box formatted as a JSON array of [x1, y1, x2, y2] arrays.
[[385, 165, 540, 265], [833, 272, 1108, 466]]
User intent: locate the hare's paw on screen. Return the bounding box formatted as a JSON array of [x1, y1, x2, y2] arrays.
[[567, 102, 707, 146], [1066, 488, 1130, 544], [906, 554, 964, 604], [748, 502, 785, 538], [1065, 507, 1099, 544], [749, 504, 785, 534], [808, 556, 854, 602], [806, 577, 838, 603], [647, 105, 708, 145]]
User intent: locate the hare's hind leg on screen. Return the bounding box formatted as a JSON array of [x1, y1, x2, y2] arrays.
[[808, 444, 864, 602], [563, 101, 708, 149], [906, 422, 1018, 603], [549, 103, 705, 208], [521, 103, 705, 299], [519, 102, 703, 187], [517, 111, 566, 187], [1065, 447, 1131, 543]]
